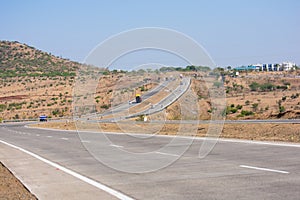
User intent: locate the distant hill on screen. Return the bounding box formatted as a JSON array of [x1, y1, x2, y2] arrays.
[[0, 40, 79, 78], [0, 40, 85, 120]]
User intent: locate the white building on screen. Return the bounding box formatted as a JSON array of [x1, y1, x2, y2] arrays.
[[252, 62, 296, 71], [281, 62, 296, 71]]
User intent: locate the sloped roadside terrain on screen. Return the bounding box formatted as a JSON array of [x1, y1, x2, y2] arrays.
[[0, 162, 37, 200]]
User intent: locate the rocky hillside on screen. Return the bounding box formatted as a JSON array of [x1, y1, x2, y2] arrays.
[[0, 40, 79, 77], [0, 41, 82, 120]]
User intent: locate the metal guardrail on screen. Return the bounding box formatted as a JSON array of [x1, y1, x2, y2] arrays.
[[1, 117, 73, 123], [2, 119, 39, 123]]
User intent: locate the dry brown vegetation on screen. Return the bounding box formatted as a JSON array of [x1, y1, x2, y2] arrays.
[[166, 70, 300, 120]]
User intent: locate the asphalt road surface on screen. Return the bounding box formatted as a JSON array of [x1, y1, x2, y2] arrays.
[[1, 123, 300, 199]]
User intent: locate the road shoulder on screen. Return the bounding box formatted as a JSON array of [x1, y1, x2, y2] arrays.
[[0, 142, 117, 200]]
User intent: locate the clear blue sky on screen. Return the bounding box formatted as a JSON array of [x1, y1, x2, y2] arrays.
[[1, 0, 299, 68]]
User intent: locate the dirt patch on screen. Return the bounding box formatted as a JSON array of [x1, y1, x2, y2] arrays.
[[0, 95, 28, 101], [0, 162, 37, 200]]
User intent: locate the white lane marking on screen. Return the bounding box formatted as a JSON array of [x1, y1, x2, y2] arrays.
[[61, 138, 69, 141], [0, 140, 134, 200], [109, 144, 123, 148], [155, 151, 179, 157], [217, 138, 300, 148], [82, 140, 91, 143], [240, 165, 289, 174], [46, 136, 52, 138], [36, 134, 40, 136]]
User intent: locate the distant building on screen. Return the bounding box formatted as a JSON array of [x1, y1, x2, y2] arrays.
[[234, 65, 260, 71], [281, 62, 296, 71], [234, 62, 296, 72]]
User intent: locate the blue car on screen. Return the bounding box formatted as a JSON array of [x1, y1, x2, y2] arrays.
[[39, 115, 47, 122]]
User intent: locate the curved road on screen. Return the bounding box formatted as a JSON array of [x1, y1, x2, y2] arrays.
[[1, 123, 300, 199], [88, 77, 190, 122]]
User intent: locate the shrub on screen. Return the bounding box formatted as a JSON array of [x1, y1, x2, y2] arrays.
[[231, 108, 238, 113], [0, 104, 6, 112], [236, 104, 243, 110], [291, 94, 299, 99], [279, 106, 285, 113], [238, 110, 254, 117], [249, 82, 259, 91], [265, 106, 269, 110], [249, 82, 275, 91], [52, 109, 60, 116], [252, 103, 259, 110], [260, 83, 275, 91], [282, 96, 287, 101], [276, 85, 288, 90], [213, 81, 222, 88], [226, 106, 238, 114], [100, 104, 110, 109]]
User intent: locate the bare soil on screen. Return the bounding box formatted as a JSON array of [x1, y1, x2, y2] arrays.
[[0, 162, 37, 200]]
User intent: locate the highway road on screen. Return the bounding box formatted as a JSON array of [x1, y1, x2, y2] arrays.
[[1, 123, 300, 199], [94, 79, 172, 117], [84, 77, 191, 123]]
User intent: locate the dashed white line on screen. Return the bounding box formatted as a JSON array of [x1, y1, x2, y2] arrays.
[[82, 140, 91, 143], [155, 151, 179, 157], [25, 125, 300, 148], [240, 165, 289, 174], [109, 144, 123, 148], [46, 136, 52, 138], [61, 138, 69, 141], [0, 139, 134, 200]]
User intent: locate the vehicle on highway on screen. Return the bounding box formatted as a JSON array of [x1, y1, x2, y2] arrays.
[[39, 115, 48, 122], [136, 94, 142, 103]]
